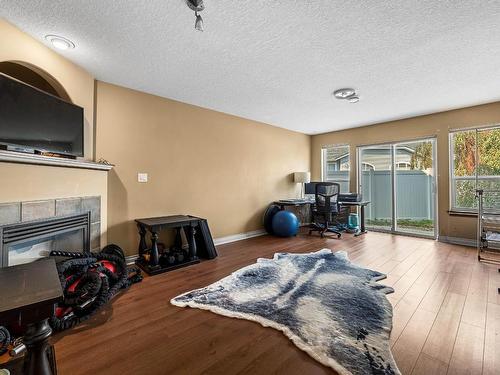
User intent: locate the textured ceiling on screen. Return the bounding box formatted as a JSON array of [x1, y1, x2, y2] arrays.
[[2, 0, 500, 134]]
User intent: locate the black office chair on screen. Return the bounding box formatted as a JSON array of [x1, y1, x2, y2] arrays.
[[309, 182, 342, 238]]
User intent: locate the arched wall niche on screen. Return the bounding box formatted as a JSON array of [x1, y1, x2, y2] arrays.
[[0, 60, 72, 102]]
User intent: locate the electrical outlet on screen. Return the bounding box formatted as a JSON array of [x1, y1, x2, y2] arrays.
[[138, 173, 148, 183]]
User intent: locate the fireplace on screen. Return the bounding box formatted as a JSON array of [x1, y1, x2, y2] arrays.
[[0, 213, 91, 267]]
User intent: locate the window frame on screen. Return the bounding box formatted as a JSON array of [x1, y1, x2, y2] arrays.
[[321, 144, 350, 192], [449, 124, 500, 213]]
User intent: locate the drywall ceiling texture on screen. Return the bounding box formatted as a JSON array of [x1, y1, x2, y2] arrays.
[[2, 0, 500, 134]]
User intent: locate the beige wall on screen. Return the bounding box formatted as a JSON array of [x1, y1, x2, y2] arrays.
[[0, 163, 108, 244], [95, 82, 311, 255], [0, 19, 95, 159], [311, 101, 500, 240], [0, 19, 310, 257], [4, 17, 497, 252]]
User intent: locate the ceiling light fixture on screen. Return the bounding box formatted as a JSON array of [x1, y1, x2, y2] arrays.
[[333, 88, 360, 103], [333, 88, 355, 99], [195, 11, 204, 32], [186, 0, 205, 32], [45, 35, 75, 50]]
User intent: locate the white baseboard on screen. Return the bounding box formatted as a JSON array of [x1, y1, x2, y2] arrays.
[[124, 229, 268, 262], [125, 254, 139, 265], [213, 229, 267, 246], [438, 235, 476, 247]]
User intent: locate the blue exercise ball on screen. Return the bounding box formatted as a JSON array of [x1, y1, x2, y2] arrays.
[[272, 211, 299, 237]]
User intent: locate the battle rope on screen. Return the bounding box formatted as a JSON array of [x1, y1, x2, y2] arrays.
[[0, 326, 10, 356], [49, 247, 142, 332]]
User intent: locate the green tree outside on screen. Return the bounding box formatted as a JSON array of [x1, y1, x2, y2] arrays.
[[452, 128, 500, 209]]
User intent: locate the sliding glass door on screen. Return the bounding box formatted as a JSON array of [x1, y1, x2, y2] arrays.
[[358, 138, 437, 238], [395, 140, 436, 236], [358, 145, 393, 231]]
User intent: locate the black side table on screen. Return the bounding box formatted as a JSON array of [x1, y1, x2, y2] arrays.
[[135, 215, 217, 276], [0, 258, 63, 375]]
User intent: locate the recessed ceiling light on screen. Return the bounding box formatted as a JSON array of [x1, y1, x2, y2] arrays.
[[333, 88, 356, 99], [45, 35, 75, 50]]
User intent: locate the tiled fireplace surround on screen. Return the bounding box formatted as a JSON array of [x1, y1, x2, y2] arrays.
[[0, 196, 101, 252]]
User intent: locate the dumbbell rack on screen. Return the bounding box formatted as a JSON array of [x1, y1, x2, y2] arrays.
[[135, 215, 217, 276]]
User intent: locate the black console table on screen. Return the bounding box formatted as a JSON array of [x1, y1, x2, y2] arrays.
[[135, 215, 217, 276], [0, 258, 63, 375]]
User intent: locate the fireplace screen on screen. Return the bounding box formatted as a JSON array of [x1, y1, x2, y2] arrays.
[[6, 227, 85, 266], [0, 213, 90, 267]]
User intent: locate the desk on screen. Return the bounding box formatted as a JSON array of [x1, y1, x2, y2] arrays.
[[274, 199, 315, 209], [0, 258, 62, 375], [273, 200, 370, 236]]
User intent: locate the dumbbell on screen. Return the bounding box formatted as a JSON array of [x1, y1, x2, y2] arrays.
[[175, 252, 185, 263]]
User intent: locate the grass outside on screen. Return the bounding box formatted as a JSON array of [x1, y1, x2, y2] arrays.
[[367, 218, 434, 232]]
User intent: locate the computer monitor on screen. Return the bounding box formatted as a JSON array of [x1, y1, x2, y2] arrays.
[[304, 182, 326, 195]]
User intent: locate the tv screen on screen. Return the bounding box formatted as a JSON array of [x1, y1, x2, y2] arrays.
[[0, 73, 84, 157]]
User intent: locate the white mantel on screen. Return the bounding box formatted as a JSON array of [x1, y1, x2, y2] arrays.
[[0, 150, 113, 171]]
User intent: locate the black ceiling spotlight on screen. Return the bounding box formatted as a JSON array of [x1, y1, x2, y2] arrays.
[[185, 0, 205, 31]]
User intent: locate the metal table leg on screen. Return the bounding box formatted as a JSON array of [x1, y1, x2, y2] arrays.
[[354, 204, 368, 237]]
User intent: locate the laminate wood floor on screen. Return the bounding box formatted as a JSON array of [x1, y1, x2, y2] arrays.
[[51, 231, 500, 374]]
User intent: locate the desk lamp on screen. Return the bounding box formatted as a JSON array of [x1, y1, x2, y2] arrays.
[[294, 172, 311, 198]]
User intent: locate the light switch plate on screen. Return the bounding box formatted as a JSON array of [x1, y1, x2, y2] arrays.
[[138, 173, 148, 183]]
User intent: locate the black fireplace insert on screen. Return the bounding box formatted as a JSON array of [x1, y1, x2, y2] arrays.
[[0, 212, 91, 268]]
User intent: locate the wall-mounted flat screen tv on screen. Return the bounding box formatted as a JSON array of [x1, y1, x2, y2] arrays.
[[0, 73, 84, 157]]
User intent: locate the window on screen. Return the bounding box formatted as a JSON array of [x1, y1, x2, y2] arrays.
[[450, 126, 500, 211], [322, 145, 350, 192], [361, 162, 375, 171], [396, 162, 411, 170]]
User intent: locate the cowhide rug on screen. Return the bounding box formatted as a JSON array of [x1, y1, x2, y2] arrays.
[[171, 249, 399, 375]]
